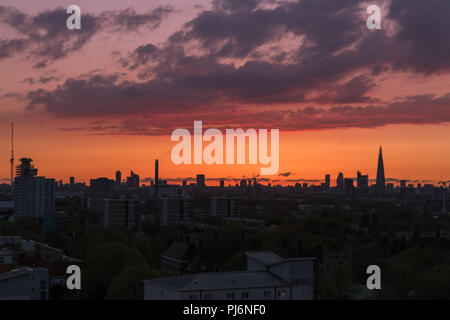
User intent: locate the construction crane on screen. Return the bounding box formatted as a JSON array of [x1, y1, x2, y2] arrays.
[[10, 123, 14, 185]]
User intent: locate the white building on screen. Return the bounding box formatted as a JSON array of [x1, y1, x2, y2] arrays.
[[144, 251, 314, 300], [0, 267, 49, 300], [161, 197, 194, 225]]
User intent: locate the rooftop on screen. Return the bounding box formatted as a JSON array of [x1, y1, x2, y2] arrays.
[[245, 251, 285, 266], [146, 271, 288, 291]]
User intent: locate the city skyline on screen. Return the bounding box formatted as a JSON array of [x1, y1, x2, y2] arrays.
[[1, 0, 450, 185], [6, 146, 448, 188]]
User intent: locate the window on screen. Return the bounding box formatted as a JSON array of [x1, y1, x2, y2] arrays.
[[278, 290, 286, 298], [189, 295, 197, 300], [242, 292, 249, 299], [0, 257, 4, 263], [263, 290, 271, 298], [204, 293, 213, 300], [40, 290, 46, 300], [226, 292, 234, 300], [160, 289, 164, 297], [40, 280, 46, 290]]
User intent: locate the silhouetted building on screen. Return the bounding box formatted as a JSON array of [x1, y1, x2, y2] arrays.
[[13, 158, 55, 219], [155, 160, 159, 189], [336, 172, 344, 193], [344, 178, 354, 199], [357, 171, 369, 197], [69, 177, 75, 188], [196, 174, 205, 187], [220, 180, 225, 188], [324, 174, 330, 191], [126, 171, 140, 189], [115, 171, 121, 186], [376, 146, 386, 194], [89, 178, 114, 213]]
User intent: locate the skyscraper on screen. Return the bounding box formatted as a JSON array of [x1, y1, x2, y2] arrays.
[[14, 158, 55, 219], [336, 172, 344, 193], [325, 174, 330, 191], [115, 170, 121, 186], [126, 171, 140, 189], [155, 160, 159, 189], [376, 146, 385, 194]]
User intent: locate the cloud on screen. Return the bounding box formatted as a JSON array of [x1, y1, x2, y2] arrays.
[[0, 5, 174, 67], [278, 172, 293, 177]]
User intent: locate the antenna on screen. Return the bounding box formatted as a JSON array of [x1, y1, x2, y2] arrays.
[[10, 123, 14, 185]]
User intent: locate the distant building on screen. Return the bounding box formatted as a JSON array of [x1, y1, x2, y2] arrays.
[[336, 172, 344, 193], [13, 158, 55, 219], [344, 178, 354, 199], [211, 197, 240, 218], [126, 171, 140, 189], [0, 267, 49, 300], [89, 178, 114, 213], [324, 174, 330, 191], [115, 171, 121, 186], [161, 197, 194, 225], [196, 174, 205, 187], [103, 198, 140, 228], [69, 177, 75, 188], [220, 180, 225, 188], [376, 146, 386, 194], [144, 251, 314, 300], [357, 171, 369, 197]]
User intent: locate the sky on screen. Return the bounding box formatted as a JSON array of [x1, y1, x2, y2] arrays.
[[0, 0, 449, 186]]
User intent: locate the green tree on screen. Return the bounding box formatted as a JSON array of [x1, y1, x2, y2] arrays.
[[105, 265, 162, 300], [321, 265, 355, 300], [84, 242, 148, 299]]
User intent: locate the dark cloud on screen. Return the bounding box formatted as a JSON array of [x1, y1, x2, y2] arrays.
[[279, 172, 293, 177], [12, 0, 450, 134], [0, 5, 173, 66]]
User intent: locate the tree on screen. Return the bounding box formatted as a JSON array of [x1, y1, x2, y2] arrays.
[[415, 264, 450, 299], [106, 265, 162, 300], [84, 242, 148, 299], [321, 265, 355, 300]]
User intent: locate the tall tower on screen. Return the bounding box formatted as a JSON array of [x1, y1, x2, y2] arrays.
[[376, 146, 385, 194], [10, 123, 14, 185], [155, 159, 159, 188]]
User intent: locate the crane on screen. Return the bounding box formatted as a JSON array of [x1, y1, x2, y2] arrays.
[[10, 123, 14, 185]]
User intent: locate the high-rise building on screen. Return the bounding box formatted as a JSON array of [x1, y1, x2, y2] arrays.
[[115, 170, 122, 186], [126, 171, 140, 189], [357, 171, 369, 198], [69, 177, 75, 188], [196, 174, 205, 187], [336, 172, 344, 193], [155, 160, 159, 188], [13, 158, 55, 219], [104, 198, 140, 228], [211, 197, 240, 218], [89, 178, 114, 213], [324, 174, 330, 191], [376, 146, 386, 194], [344, 178, 354, 199], [161, 197, 194, 225], [220, 180, 225, 188]]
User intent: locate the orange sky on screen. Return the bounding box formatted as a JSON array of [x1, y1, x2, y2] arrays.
[[1, 1, 449, 185]]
